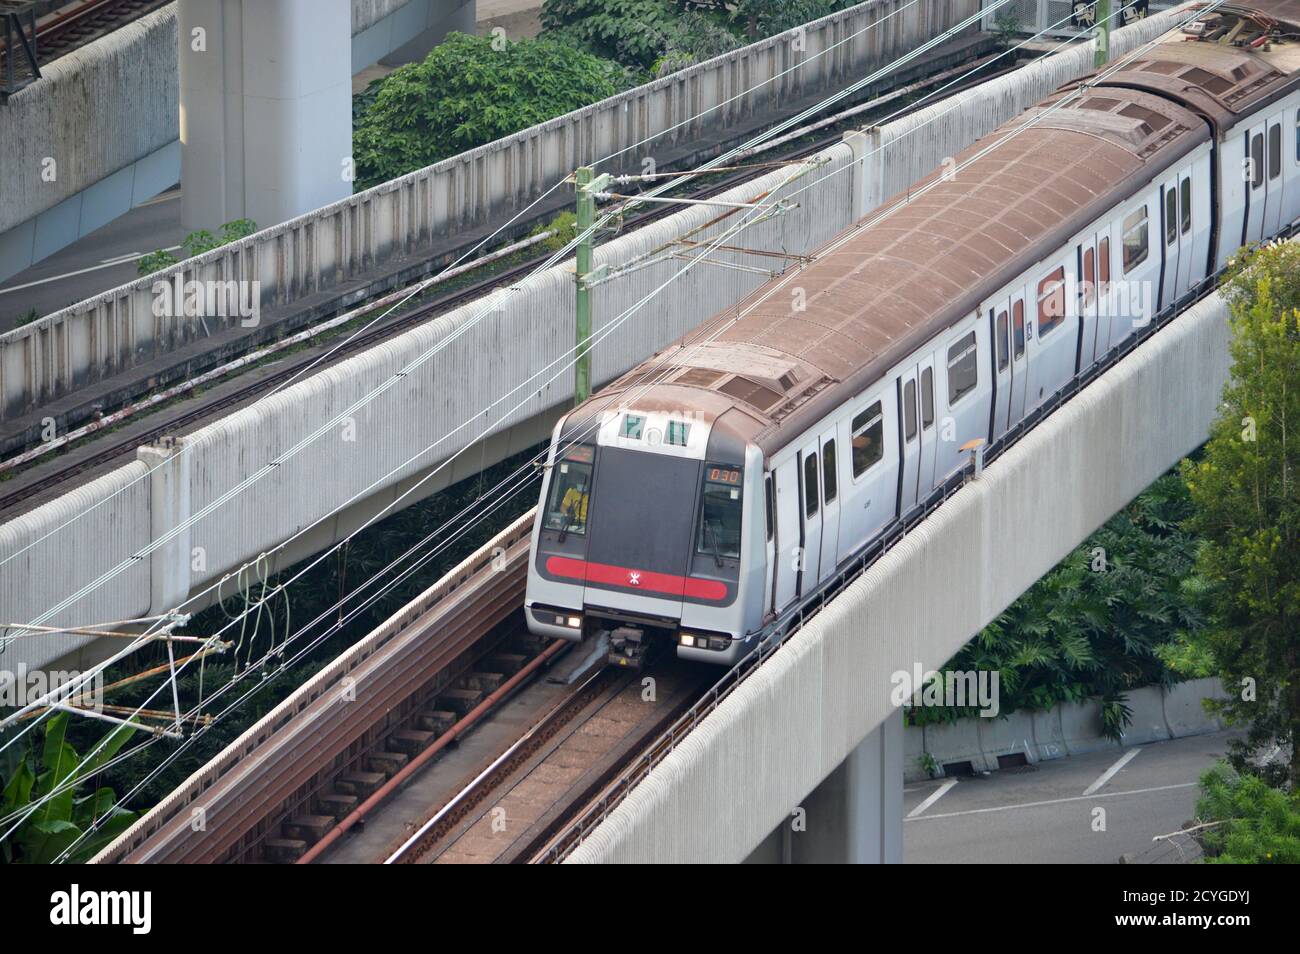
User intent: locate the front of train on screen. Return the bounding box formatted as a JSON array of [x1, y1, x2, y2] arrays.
[[525, 395, 766, 667]]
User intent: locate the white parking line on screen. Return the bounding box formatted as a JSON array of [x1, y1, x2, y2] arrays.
[[904, 781, 1195, 822], [1082, 747, 1141, 796], [0, 245, 183, 295], [907, 778, 958, 818]]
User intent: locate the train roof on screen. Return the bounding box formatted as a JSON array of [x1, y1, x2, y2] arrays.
[[595, 3, 1300, 456]]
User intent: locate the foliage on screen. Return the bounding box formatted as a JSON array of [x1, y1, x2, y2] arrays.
[[352, 32, 629, 191], [541, 0, 684, 71], [0, 713, 138, 863], [136, 219, 258, 276], [909, 472, 1205, 726], [15, 308, 40, 327], [720, 0, 857, 40], [1197, 764, 1300, 863], [993, 11, 1023, 47], [1179, 240, 1300, 788]]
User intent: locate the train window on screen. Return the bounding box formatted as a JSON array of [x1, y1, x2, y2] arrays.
[[1180, 178, 1191, 235], [822, 440, 838, 503], [921, 367, 934, 428], [543, 450, 594, 535], [1122, 206, 1148, 273], [803, 453, 819, 518], [1296, 112, 1300, 163], [1165, 189, 1177, 246], [995, 311, 1009, 371], [851, 402, 884, 477], [1037, 268, 1066, 337], [1099, 237, 1110, 287], [698, 467, 743, 560], [1251, 133, 1264, 189], [903, 379, 918, 442], [1012, 300, 1025, 359], [1269, 123, 1281, 180], [764, 475, 774, 542], [1082, 248, 1095, 308], [947, 331, 978, 404], [621, 414, 644, 440], [666, 420, 690, 446]]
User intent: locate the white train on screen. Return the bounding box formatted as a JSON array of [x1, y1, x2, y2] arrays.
[[526, 2, 1300, 666]]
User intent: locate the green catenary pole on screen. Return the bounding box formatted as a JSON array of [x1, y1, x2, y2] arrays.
[[1095, 0, 1111, 68], [574, 166, 594, 406]]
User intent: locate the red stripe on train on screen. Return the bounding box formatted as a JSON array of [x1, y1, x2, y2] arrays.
[[545, 555, 727, 601]]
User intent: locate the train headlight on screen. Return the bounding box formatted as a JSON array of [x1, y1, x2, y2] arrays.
[[679, 633, 696, 647], [565, 615, 582, 628]]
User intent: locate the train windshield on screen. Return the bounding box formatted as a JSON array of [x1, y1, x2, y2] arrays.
[[697, 465, 743, 559], [543, 446, 594, 534]]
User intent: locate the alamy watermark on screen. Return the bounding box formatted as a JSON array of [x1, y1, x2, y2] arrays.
[[891, 663, 1000, 718], [0, 665, 103, 711], [152, 274, 260, 327]]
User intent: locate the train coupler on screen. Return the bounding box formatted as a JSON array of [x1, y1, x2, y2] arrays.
[[606, 625, 648, 669]]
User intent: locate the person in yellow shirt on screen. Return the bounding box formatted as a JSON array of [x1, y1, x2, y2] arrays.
[[560, 481, 588, 527]]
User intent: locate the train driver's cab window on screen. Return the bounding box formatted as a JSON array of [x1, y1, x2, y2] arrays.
[[996, 311, 1009, 371], [544, 446, 594, 534], [1122, 206, 1148, 273], [851, 402, 884, 477], [1251, 132, 1264, 190], [803, 453, 819, 518], [947, 331, 978, 404], [699, 465, 743, 560], [1037, 268, 1066, 337]]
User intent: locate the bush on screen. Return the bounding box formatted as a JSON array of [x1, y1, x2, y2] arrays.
[[1197, 764, 1300, 863]]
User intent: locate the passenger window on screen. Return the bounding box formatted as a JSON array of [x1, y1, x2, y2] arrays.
[[1180, 178, 1191, 234], [851, 402, 884, 477], [1082, 248, 1095, 308], [946, 331, 978, 405], [803, 453, 819, 517], [1122, 206, 1148, 273], [1012, 300, 1025, 359], [920, 367, 934, 428], [1251, 133, 1264, 189], [995, 311, 1009, 371], [1269, 124, 1281, 180], [1165, 188, 1177, 246], [1037, 267, 1066, 337], [764, 475, 774, 542], [1296, 112, 1300, 163], [903, 380, 917, 442], [822, 441, 837, 503], [1099, 237, 1110, 287]]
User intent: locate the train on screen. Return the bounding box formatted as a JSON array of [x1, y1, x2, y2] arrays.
[[526, 1, 1300, 667]]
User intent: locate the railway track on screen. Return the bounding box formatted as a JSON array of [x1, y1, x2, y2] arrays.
[[0, 51, 1019, 517], [0, 0, 169, 78]]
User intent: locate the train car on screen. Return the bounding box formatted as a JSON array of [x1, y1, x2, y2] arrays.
[[526, 2, 1300, 667]]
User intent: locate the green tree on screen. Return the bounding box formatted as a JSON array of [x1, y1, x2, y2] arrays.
[[0, 713, 138, 863], [352, 32, 629, 191], [1197, 764, 1300, 863], [541, 0, 683, 71], [137, 218, 259, 276], [1180, 240, 1300, 788]]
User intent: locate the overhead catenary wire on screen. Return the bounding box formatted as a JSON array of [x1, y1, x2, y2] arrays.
[[15, 0, 1175, 852]]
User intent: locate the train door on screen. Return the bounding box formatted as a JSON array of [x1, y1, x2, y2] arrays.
[[898, 369, 920, 514], [772, 457, 800, 612], [1176, 171, 1195, 296], [1007, 296, 1028, 428], [817, 428, 840, 584], [798, 441, 823, 596], [763, 474, 776, 616], [917, 357, 938, 493], [1246, 122, 1266, 244], [991, 305, 1011, 440], [1077, 239, 1099, 370], [1160, 176, 1180, 312], [1095, 231, 1113, 355], [1264, 118, 1284, 238]]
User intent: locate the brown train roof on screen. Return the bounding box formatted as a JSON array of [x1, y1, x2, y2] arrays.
[[599, 6, 1297, 456]]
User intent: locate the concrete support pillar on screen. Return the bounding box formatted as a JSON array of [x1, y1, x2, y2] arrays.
[[845, 127, 885, 220], [178, 0, 352, 233], [379, 0, 477, 68], [137, 437, 192, 617], [790, 710, 904, 863]]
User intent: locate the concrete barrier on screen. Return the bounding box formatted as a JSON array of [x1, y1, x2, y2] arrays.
[[565, 288, 1235, 863]]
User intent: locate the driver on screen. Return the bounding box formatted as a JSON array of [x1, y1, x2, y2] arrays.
[[560, 479, 588, 527]]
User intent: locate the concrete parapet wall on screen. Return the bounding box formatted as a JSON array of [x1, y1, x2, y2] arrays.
[[0, 0, 979, 422], [565, 291, 1234, 863]]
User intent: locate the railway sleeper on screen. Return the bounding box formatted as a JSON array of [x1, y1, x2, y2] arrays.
[[264, 837, 308, 863], [336, 771, 386, 798], [283, 815, 334, 844], [418, 709, 457, 734], [439, 687, 483, 715], [317, 791, 359, 819], [389, 729, 435, 756], [488, 652, 527, 675], [460, 670, 505, 693], [368, 751, 409, 777]]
